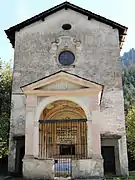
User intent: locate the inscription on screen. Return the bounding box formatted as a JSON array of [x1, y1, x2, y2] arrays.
[[56, 126, 77, 144]]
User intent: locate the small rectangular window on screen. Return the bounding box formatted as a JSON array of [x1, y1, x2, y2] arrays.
[[60, 144, 75, 155]]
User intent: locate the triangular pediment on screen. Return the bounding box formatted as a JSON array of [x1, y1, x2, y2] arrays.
[[21, 71, 103, 95], [35, 79, 87, 91]]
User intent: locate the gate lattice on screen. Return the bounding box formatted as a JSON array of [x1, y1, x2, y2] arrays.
[[39, 119, 87, 178]]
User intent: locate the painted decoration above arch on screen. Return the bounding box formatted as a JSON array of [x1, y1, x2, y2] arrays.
[[40, 100, 86, 120]]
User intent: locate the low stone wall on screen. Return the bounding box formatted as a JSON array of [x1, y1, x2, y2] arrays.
[[72, 158, 104, 179], [22, 156, 103, 179], [23, 156, 54, 179]]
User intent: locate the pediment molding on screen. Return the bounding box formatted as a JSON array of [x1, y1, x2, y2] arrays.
[[21, 71, 103, 96]]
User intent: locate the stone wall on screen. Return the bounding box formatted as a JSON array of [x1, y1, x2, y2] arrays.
[[23, 157, 54, 179], [72, 158, 104, 178], [12, 9, 124, 133], [9, 8, 128, 175], [12, 8, 125, 134], [13, 9, 120, 93], [8, 94, 25, 172]]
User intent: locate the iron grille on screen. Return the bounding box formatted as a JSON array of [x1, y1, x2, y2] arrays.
[[39, 119, 87, 178]]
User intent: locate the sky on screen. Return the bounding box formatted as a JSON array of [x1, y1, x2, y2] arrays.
[[0, 0, 135, 62]]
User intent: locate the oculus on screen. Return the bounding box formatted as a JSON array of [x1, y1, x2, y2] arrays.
[[62, 24, 72, 30], [58, 51, 75, 66]]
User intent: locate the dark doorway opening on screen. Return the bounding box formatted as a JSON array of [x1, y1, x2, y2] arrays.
[[60, 144, 75, 155], [101, 146, 116, 175], [19, 146, 25, 174], [15, 136, 25, 175]]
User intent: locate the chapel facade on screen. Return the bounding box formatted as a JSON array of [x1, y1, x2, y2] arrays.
[[5, 2, 128, 179]]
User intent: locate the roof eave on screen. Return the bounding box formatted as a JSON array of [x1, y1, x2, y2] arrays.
[[5, 1, 128, 49]]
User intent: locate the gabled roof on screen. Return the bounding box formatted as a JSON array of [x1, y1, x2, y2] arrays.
[[5, 1, 127, 49]]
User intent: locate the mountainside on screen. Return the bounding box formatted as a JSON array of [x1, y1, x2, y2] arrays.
[[121, 48, 135, 67]]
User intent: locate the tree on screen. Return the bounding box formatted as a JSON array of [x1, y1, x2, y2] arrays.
[[0, 60, 12, 159], [126, 106, 135, 159], [122, 65, 135, 113]]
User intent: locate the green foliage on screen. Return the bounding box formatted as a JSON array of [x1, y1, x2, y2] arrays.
[[112, 178, 120, 180], [126, 107, 135, 160], [122, 65, 135, 113], [0, 60, 12, 159], [0, 138, 8, 158], [121, 50, 135, 159]]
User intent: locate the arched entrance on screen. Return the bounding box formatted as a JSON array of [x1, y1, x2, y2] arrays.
[[39, 100, 87, 178]]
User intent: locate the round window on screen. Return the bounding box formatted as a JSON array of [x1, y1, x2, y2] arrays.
[[62, 24, 72, 30], [58, 51, 75, 66]]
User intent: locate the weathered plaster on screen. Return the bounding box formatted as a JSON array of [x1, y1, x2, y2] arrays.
[[8, 94, 25, 172], [72, 158, 104, 178], [23, 156, 54, 180], [8, 7, 128, 178], [13, 9, 120, 93]]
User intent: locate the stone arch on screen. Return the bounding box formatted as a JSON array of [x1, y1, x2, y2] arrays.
[[33, 96, 91, 158], [38, 99, 88, 159], [35, 96, 91, 123]]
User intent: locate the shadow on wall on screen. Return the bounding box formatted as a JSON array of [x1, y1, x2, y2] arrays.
[[0, 156, 8, 176]]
